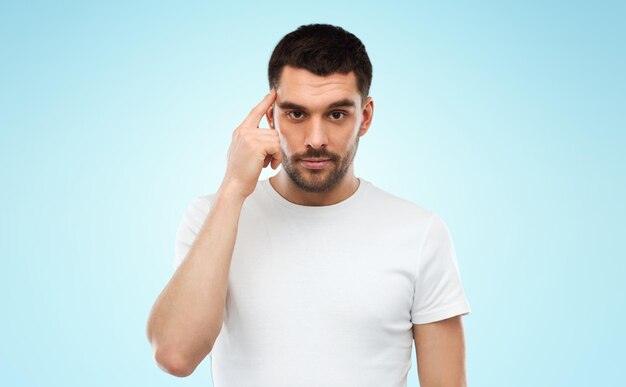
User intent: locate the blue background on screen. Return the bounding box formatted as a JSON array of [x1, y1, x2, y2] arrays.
[[1, 1, 624, 386]]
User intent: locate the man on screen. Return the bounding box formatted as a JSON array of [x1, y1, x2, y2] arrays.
[[146, 23, 471, 387]]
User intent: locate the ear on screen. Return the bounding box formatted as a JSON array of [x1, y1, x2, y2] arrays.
[[358, 96, 374, 136]]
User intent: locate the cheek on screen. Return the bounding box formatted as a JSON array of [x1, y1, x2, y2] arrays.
[[274, 118, 298, 139], [340, 129, 358, 144], [275, 130, 295, 155]]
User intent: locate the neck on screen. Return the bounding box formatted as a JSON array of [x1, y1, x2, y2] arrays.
[[269, 169, 360, 206]]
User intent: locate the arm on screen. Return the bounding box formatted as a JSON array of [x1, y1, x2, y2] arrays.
[[145, 88, 280, 377], [146, 184, 245, 377], [413, 315, 468, 387]]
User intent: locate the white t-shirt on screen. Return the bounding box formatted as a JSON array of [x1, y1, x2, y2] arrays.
[[174, 177, 471, 387]]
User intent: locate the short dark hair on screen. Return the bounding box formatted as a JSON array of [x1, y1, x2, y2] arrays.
[[268, 23, 373, 106]]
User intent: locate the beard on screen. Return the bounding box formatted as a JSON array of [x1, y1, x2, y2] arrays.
[[280, 132, 360, 193]]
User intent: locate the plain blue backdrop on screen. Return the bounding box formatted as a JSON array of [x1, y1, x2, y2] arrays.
[[1, 1, 624, 386]]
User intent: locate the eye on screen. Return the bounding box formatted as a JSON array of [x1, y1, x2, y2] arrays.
[[287, 111, 305, 120], [329, 111, 346, 120]]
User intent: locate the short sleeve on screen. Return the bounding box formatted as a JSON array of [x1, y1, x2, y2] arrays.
[[173, 195, 213, 270], [411, 212, 471, 324]]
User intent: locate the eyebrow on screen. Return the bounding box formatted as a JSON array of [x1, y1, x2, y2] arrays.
[[277, 98, 356, 111]]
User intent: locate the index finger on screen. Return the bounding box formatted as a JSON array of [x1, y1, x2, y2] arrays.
[[241, 88, 277, 129]]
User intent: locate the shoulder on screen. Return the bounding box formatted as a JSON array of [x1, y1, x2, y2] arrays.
[[185, 179, 268, 218], [363, 179, 434, 224], [190, 193, 217, 213], [180, 192, 219, 227]]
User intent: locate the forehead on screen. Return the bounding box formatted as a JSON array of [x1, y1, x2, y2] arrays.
[[276, 65, 360, 109]]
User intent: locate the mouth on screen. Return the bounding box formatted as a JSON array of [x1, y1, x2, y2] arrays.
[[301, 159, 331, 169]]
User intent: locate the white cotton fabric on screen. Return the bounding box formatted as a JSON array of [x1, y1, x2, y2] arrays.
[[174, 177, 471, 387]]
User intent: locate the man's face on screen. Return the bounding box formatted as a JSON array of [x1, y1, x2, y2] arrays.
[[266, 65, 373, 193]]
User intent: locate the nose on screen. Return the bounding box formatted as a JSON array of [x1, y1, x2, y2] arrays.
[[304, 116, 328, 149]]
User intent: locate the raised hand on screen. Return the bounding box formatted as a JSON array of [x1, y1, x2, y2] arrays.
[[220, 89, 281, 199]]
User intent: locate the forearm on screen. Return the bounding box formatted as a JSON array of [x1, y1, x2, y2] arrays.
[[146, 184, 245, 376]]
